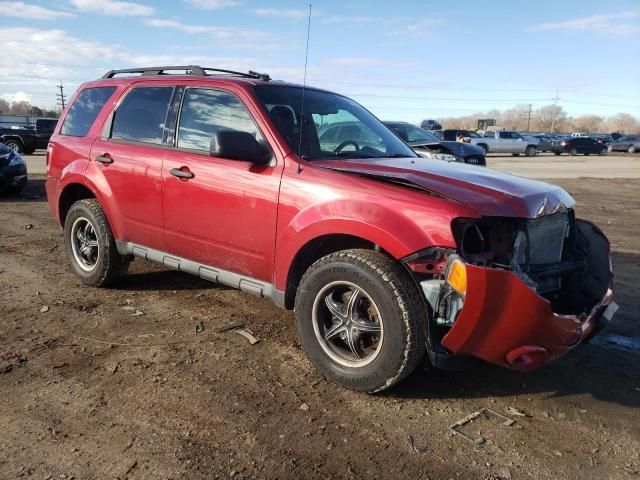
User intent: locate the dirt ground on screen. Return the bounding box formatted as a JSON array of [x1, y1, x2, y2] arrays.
[[1, 168, 639, 479]]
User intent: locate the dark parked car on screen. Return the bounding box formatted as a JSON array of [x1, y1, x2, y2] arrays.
[[0, 118, 58, 154], [420, 119, 442, 131], [533, 135, 553, 152], [433, 129, 481, 142], [551, 137, 608, 156], [609, 135, 640, 153], [384, 121, 486, 166], [0, 142, 27, 193]]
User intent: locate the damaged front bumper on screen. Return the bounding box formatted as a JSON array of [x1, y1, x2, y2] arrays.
[[417, 218, 617, 372], [422, 268, 617, 371]]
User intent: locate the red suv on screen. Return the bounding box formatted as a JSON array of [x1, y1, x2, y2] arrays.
[[46, 66, 617, 392]]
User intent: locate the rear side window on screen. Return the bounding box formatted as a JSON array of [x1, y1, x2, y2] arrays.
[[60, 86, 116, 137], [177, 88, 263, 152], [111, 86, 173, 145]]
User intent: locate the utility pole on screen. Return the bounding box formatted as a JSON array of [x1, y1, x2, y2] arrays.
[[56, 83, 67, 110], [550, 90, 560, 133], [526, 103, 532, 132]]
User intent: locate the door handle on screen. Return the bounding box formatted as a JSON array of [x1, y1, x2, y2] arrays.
[[96, 154, 113, 164], [170, 167, 195, 179]]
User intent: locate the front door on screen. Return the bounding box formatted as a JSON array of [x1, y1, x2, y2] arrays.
[[89, 85, 174, 251], [161, 87, 282, 282]]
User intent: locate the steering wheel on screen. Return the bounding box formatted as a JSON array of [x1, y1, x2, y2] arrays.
[[334, 140, 360, 153]]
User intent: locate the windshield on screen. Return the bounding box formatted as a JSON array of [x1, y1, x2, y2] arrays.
[[253, 85, 416, 160]]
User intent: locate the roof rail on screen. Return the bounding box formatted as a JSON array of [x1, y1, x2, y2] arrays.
[[101, 65, 270, 81]]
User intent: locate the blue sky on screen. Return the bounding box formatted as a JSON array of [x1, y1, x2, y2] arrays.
[[1, 0, 639, 121]]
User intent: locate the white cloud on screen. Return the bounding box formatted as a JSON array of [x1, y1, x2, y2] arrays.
[[69, 0, 154, 16], [183, 0, 238, 9], [252, 8, 309, 20], [529, 12, 640, 36], [0, 1, 74, 19], [2, 91, 32, 103], [328, 57, 387, 67], [320, 15, 377, 24], [144, 18, 279, 50]]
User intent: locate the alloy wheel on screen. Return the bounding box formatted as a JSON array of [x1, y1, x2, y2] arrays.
[[312, 281, 384, 367], [70, 217, 100, 272]]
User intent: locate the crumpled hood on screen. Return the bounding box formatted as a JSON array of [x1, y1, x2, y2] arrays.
[[411, 140, 485, 157], [314, 157, 574, 218]]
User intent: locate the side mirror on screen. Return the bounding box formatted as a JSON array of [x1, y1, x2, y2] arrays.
[[210, 130, 272, 166]]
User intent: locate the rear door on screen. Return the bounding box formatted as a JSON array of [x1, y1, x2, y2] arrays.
[[89, 84, 173, 251], [161, 86, 282, 282]]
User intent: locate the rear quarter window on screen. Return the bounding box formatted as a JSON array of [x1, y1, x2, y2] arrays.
[[60, 86, 116, 137]]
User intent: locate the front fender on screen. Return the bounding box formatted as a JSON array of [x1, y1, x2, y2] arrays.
[[273, 197, 463, 290]]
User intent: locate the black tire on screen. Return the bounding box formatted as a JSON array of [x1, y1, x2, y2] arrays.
[[525, 146, 537, 157], [554, 152, 562, 156], [3, 139, 23, 153], [64, 199, 129, 287], [295, 249, 426, 393], [511, 153, 520, 156], [585, 153, 590, 156], [569, 148, 578, 156], [599, 148, 608, 156]]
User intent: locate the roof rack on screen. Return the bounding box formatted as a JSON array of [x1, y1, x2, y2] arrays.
[[101, 65, 271, 81]]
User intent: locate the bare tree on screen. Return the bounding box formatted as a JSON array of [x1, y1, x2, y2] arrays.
[[0, 98, 9, 115], [606, 113, 640, 134]]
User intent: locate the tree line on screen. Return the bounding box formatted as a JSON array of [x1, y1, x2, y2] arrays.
[[439, 104, 640, 134], [0, 99, 60, 119]]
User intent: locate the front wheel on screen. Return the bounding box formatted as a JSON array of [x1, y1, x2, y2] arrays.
[[569, 148, 578, 156], [629, 145, 637, 154], [599, 148, 608, 156], [295, 249, 426, 393], [525, 146, 537, 157], [64, 199, 130, 287]]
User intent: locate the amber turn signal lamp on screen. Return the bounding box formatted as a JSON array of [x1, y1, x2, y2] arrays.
[[446, 258, 467, 296]]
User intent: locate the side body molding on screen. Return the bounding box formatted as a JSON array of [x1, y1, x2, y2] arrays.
[[116, 241, 285, 306]]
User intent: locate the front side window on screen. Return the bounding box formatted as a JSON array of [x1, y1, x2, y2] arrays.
[[253, 85, 415, 160], [111, 86, 173, 145], [499, 131, 510, 139], [177, 88, 264, 152], [60, 86, 116, 137]]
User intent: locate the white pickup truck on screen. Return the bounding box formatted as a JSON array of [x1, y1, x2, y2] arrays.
[[471, 130, 539, 156]]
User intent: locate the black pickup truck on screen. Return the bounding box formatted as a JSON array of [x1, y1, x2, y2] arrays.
[[0, 118, 58, 154]]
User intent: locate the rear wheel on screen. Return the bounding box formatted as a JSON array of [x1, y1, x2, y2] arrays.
[[599, 148, 608, 156], [629, 145, 637, 154], [525, 146, 537, 157], [3, 139, 23, 153], [295, 249, 426, 393], [569, 148, 578, 156], [64, 199, 129, 287]]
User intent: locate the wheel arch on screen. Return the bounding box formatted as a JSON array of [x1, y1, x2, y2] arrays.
[[282, 233, 386, 309], [58, 183, 96, 227]]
